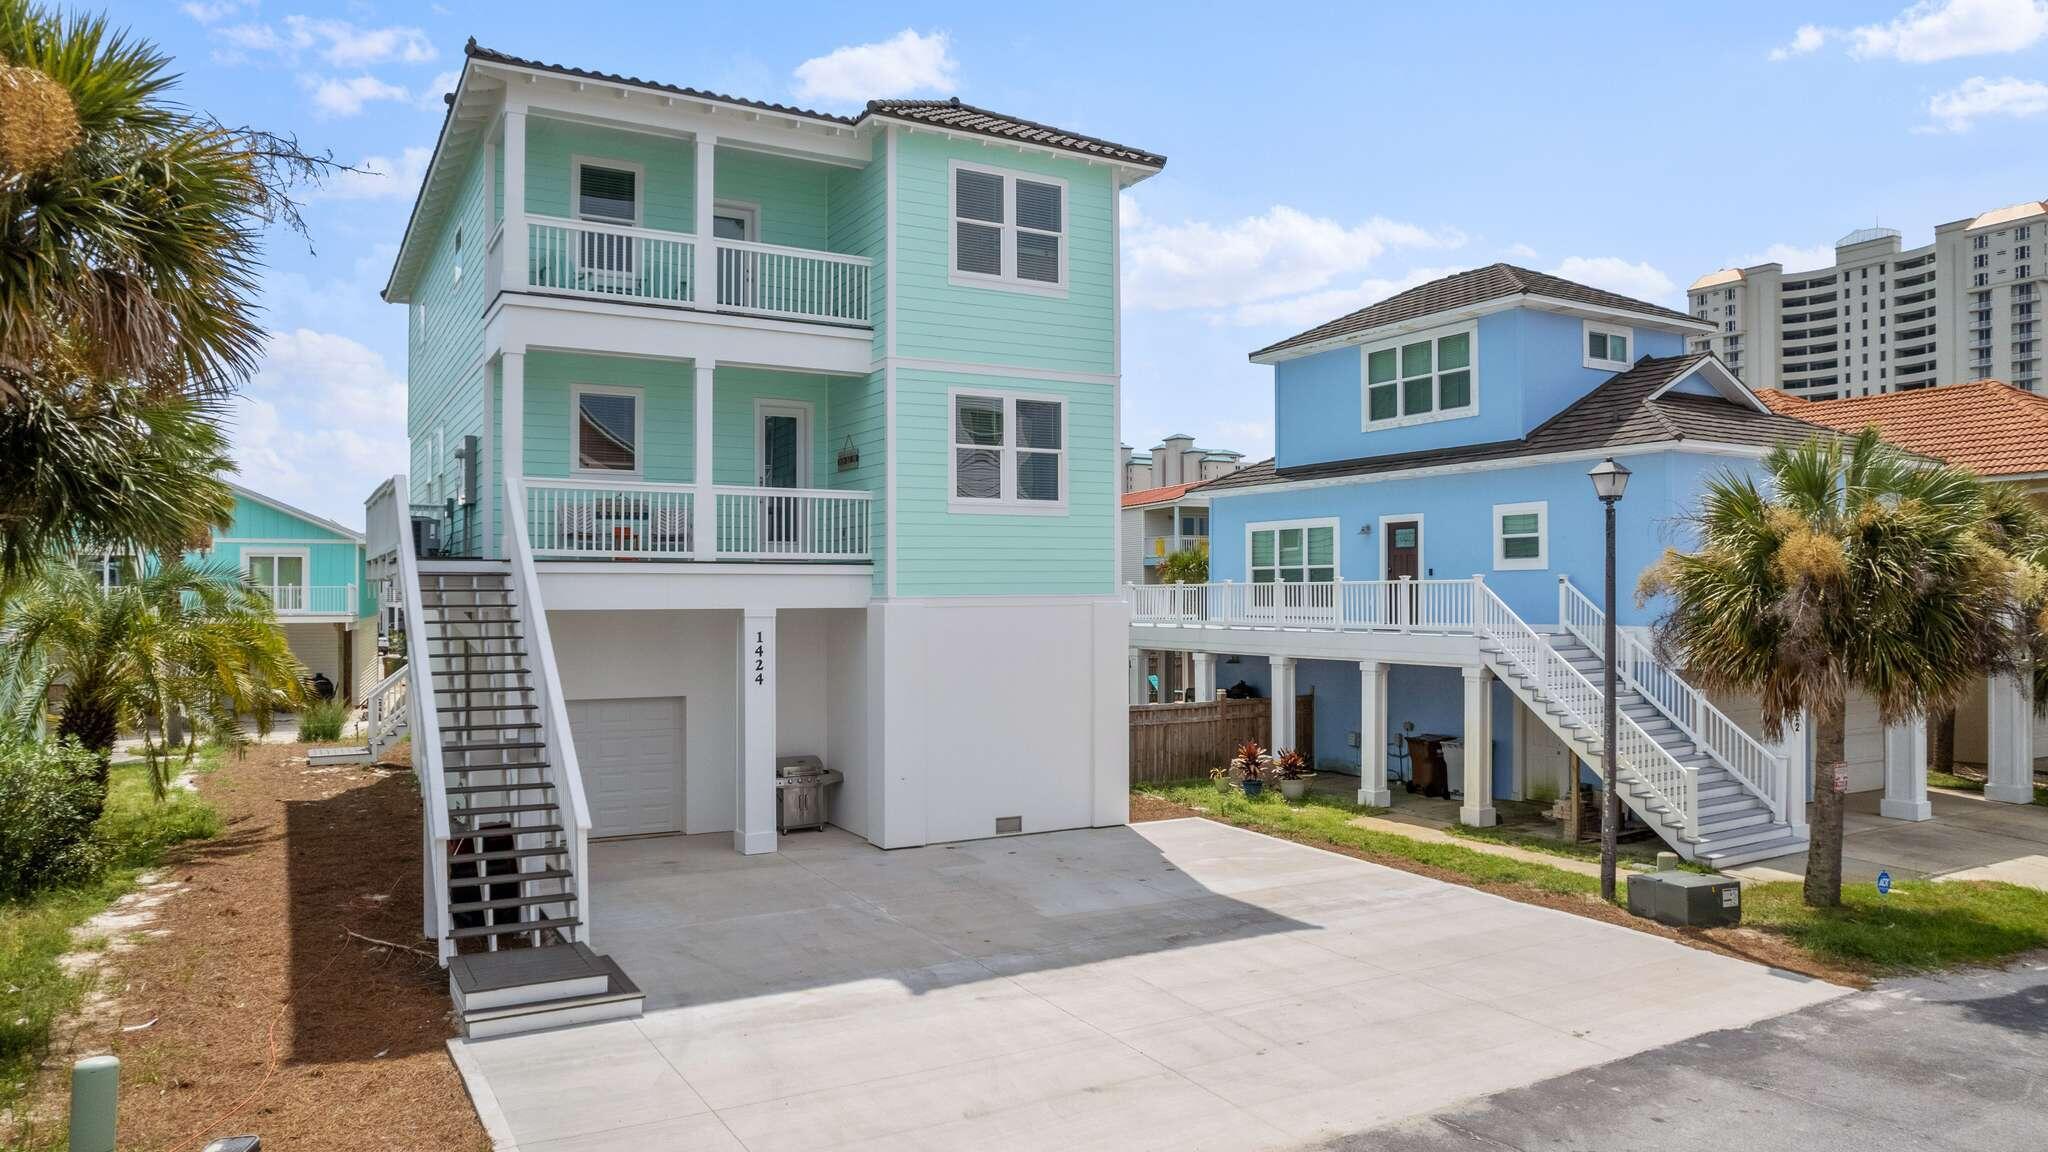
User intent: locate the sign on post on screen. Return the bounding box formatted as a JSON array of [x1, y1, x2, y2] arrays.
[[1876, 869, 1893, 896]]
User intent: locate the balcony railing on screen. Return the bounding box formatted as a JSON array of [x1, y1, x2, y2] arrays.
[[506, 216, 871, 327], [1145, 535, 1208, 562], [1129, 578, 1477, 632], [266, 584, 358, 615], [521, 478, 872, 563]]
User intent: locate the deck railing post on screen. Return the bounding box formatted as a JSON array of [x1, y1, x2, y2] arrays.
[[1557, 573, 1569, 631]]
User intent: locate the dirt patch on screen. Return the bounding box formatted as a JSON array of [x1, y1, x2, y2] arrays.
[[20, 743, 488, 1151], [1135, 792, 1870, 989]]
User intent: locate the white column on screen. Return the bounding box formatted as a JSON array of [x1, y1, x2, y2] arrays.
[[1129, 649, 1148, 705], [736, 608, 777, 854], [692, 361, 715, 561], [694, 133, 717, 308], [1270, 656, 1295, 751], [500, 110, 526, 294], [1358, 661, 1390, 807], [1192, 652, 1216, 702], [498, 351, 524, 558], [1986, 673, 2036, 804], [1882, 719, 1932, 821], [1459, 666, 1496, 826], [1771, 707, 1811, 835]]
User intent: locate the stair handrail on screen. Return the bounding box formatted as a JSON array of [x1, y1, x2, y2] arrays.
[[373, 475, 455, 964], [1473, 577, 1700, 843], [504, 475, 591, 940], [364, 661, 410, 755], [1558, 578, 1787, 822]]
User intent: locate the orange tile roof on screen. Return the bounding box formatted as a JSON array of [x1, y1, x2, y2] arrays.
[[1122, 482, 1200, 508], [1754, 380, 2048, 477]]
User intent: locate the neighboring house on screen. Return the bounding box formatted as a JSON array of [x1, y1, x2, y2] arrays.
[[1121, 481, 1212, 587], [1120, 433, 1246, 493], [86, 483, 378, 704], [1757, 379, 2048, 801], [1130, 262, 2036, 872], [366, 39, 1160, 1020]]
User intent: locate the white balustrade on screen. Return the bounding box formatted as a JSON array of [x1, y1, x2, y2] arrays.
[[523, 478, 696, 559], [711, 238, 871, 325], [1127, 578, 1475, 633], [714, 486, 873, 560], [526, 217, 696, 305]]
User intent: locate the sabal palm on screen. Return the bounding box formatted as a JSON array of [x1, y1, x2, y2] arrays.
[[1643, 428, 2018, 907], [0, 559, 305, 803]]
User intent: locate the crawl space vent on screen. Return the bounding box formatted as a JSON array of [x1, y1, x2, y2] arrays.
[[995, 816, 1023, 834]]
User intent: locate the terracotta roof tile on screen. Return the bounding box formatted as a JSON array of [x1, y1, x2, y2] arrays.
[[1122, 482, 1200, 508], [1753, 381, 2048, 477]]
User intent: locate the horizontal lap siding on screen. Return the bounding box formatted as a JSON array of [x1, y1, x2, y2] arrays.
[[829, 371, 887, 592], [826, 142, 887, 359], [522, 351, 694, 483], [409, 149, 488, 504], [525, 118, 694, 233], [715, 149, 832, 251], [892, 368, 1114, 597], [711, 368, 834, 486]]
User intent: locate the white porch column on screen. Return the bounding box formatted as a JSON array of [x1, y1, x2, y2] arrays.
[[1270, 656, 1296, 751], [1358, 661, 1390, 807], [1986, 673, 2036, 804], [1129, 649, 1148, 705], [692, 361, 715, 561], [500, 110, 526, 294], [1772, 708, 1811, 836], [498, 351, 524, 558], [1459, 666, 1496, 827], [736, 608, 777, 854], [1882, 720, 1933, 821], [694, 133, 717, 308], [1192, 652, 1216, 702]]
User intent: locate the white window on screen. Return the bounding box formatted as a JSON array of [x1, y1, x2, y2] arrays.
[[950, 390, 1065, 510], [1361, 321, 1477, 429], [572, 158, 641, 225], [246, 552, 308, 612], [83, 552, 137, 591], [572, 385, 642, 475], [1583, 321, 1633, 370], [1493, 501, 1547, 570], [1248, 520, 1338, 583], [949, 161, 1067, 294]]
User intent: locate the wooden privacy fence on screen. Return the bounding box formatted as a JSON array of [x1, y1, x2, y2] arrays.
[[1128, 695, 1315, 784]]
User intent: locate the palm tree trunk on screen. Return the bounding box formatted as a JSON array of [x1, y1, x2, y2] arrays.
[[1804, 698, 1849, 908], [55, 694, 118, 821], [1929, 708, 1955, 776]]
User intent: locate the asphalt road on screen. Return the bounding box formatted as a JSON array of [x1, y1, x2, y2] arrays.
[[1337, 952, 2048, 1152]]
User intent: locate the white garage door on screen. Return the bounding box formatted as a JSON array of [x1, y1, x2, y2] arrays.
[[567, 697, 685, 838]]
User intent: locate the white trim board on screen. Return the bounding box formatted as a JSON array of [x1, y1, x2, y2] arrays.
[[946, 387, 1070, 515], [569, 382, 646, 477], [1251, 292, 1714, 365], [752, 397, 815, 488], [1206, 440, 1772, 499], [1244, 517, 1341, 583], [875, 356, 1117, 386], [1492, 500, 1548, 571]]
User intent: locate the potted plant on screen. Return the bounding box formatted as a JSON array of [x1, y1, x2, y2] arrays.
[[1273, 749, 1315, 801], [1228, 740, 1273, 798]]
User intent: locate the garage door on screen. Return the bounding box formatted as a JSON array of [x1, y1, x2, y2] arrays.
[[567, 697, 685, 838]]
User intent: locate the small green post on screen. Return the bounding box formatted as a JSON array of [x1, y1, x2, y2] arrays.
[[69, 1054, 118, 1152]]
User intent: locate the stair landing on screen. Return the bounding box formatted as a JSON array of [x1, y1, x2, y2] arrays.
[[450, 942, 643, 1038]]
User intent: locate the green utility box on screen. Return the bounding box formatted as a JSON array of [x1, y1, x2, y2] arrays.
[[1626, 870, 1741, 928]]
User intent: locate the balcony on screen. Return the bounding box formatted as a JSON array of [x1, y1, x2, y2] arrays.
[[1144, 534, 1208, 564], [195, 584, 358, 617], [520, 479, 872, 563]]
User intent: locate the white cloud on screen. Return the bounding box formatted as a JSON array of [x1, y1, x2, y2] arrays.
[[1122, 202, 1465, 321], [317, 147, 432, 201], [1730, 242, 1836, 272], [182, 0, 256, 24], [215, 15, 435, 67], [1924, 74, 2048, 129], [229, 330, 409, 526], [1226, 266, 1462, 329], [305, 73, 410, 118], [1769, 24, 1830, 60], [1548, 256, 1677, 305], [1772, 1, 2048, 63], [1500, 242, 1539, 262], [793, 29, 958, 104], [418, 70, 461, 111]]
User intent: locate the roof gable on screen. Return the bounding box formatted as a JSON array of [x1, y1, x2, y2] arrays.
[[223, 483, 364, 544]]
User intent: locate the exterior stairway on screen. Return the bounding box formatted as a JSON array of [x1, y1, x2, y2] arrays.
[[1544, 635, 1808, 867], [416, 562, 641, 1036]]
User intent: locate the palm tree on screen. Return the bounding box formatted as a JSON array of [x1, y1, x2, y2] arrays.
[[0, 559, 305, 804], [1158, 543, 1209, 584], [1642, 429, 2020, 907]]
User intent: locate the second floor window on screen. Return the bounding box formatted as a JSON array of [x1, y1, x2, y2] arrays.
[[1363, 325, 1474, 428], [1249, 521, 1336, 583], [247, 554, 307, 612], [951, 163, 1066, 292], [952, 391, 1064, 508], [575, 162, 639, 225], [574, 386, 641, 474]]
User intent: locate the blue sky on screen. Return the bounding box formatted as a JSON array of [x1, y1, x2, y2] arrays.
[[101, 0, 2048, 526]]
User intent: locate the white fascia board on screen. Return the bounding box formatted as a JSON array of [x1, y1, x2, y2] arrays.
[[385, 65, 486, 302], [487, 296, 872, 376], [537, 564, 873, 611], [1200, 440, 1770, 499], [871, 116, 1163, 185], [1645, 355, 1771, 413], [1250, 294, 1714, 366]]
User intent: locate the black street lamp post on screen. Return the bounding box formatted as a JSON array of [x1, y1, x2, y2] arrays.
[[1588, 456, 1631, 904]]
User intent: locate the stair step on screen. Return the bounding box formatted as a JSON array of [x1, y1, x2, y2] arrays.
[[1697, 821, 1800, 850], [453, 820, 566, 836], [443, 721, 544, 733], [449, 844, 569, 864], [453, 799, 561, 815], [1696, 810, 1772, 836], [443, 739, 548, 754], [445, 761, 550, 776], [456, 952, 642, 1039], [438, 703, 539, 713], [446, 781, 557, 796], [449, 890, 579, 915], [1698, 833, 1810, 867], [449, 915, 582, 942]]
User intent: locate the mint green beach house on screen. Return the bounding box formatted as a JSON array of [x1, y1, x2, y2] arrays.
[[370, 39, 1162, 976]]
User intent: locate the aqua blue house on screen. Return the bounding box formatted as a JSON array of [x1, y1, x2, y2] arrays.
[[1131, 264, 1844, 867]]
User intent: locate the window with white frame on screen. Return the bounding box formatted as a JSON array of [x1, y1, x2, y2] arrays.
[[574, 160, 640, 225], [950, 162, 1066, 291], [1362, 323, 1475, 428], [1583, 321, 1633, 370], [1248, 521, 1337, 583], [246, 553, 307, 612], [1493, 501, 1547, 570], [951, 391, 1065, 508], [82, 552, 137, 590], [573, 385, 641, 474]]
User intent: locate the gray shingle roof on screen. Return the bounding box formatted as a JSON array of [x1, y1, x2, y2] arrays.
[[1194, 354, 1833, 494], [1250, 263, 1704, 361]]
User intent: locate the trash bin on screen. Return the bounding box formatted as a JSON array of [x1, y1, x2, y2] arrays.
[[775, 755, 842, 833]]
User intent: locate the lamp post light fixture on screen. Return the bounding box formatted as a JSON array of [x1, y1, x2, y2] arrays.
[[1588, 456, 1630, 904]]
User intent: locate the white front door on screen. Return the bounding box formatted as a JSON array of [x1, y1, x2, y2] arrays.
[[756, 402, 810, 488], [567, 697, 685, 837]]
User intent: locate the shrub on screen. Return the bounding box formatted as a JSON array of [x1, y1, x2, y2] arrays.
[[296, 699, 349, 743], [0, 737, 106, 900]]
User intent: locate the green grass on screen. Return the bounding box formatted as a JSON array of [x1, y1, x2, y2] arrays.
[[0, 751, 222, 1120], [1136, 780, 1605, 898], [1928, 769, 2048, 806], [1742, 879, 2048, 973]]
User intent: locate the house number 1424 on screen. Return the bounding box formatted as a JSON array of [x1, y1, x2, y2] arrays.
[[753, 631, 767, 686]]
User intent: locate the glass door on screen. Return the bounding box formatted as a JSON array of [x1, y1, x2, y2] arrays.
[[756, 404, 808, 549], [248, 554, 306, 612]]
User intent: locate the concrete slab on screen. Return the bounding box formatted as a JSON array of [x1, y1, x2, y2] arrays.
[[450, 819, 1847, 1152], [1734, 788, 2048, 889]]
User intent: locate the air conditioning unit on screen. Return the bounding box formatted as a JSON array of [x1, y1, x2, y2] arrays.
[[411, 514, 443, 559]]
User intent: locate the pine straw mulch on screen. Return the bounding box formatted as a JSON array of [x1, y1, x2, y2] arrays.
[[1129, 790, 1870, 988], [20, 741, 489, 1152]]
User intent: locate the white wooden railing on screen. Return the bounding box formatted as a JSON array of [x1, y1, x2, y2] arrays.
[[368, 476, 455, 963], [714, 486, 873, 560], [504, 475, 591, 945], [1559, 578, 1789, 821], [1476, 580, 1700, 843], [1128, 578, 1476, 632], [272, 584, 357, 615], [523, 478, 695, 559], [711, 238, 871, 325], [515, 216, 871, 327], [364, 662, 409, 756]]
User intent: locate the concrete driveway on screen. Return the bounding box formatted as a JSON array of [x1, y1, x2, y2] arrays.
[[1734, 788, 2048, 890], [449, 819, 1845, 1151]]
